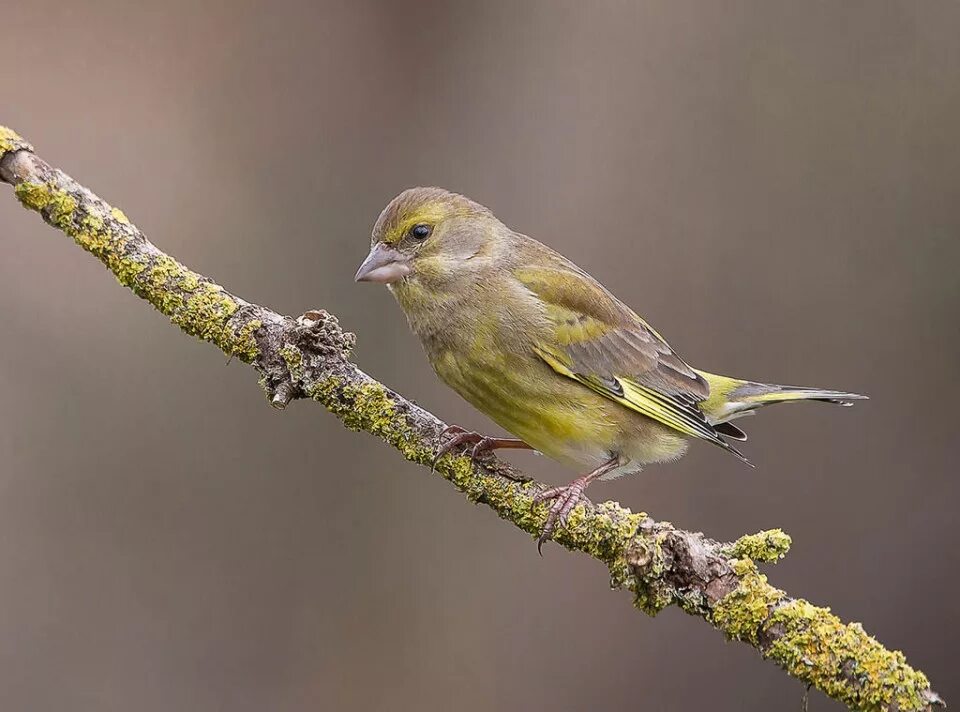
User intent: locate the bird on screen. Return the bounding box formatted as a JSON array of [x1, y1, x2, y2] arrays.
[[355, 187, 866, 550]]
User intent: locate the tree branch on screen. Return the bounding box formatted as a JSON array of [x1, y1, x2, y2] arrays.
[[0, 126, 943, 712]]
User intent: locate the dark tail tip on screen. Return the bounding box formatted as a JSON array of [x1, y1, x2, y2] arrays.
[[720, 439, 754, 468]]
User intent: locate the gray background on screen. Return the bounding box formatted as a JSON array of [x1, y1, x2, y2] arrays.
[[1, 1, 957, 710]]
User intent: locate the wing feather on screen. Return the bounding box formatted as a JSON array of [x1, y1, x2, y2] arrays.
[[515, 261, 749, 463]]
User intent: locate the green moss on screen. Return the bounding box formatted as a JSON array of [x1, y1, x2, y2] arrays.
[[712, 558, 785, 643], [728, 529, 792, 563]]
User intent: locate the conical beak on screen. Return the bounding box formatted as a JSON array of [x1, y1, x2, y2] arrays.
[[354, 243, 412, 284]]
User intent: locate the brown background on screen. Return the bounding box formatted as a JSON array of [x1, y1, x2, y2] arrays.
[[2, 2, 958, 710]]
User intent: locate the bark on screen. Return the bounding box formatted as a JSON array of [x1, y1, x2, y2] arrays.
[[0, 126, 944, 712]]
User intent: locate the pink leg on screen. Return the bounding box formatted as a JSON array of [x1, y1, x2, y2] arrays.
[[431, 424, 533, 472], [533, 456, 620, 554]]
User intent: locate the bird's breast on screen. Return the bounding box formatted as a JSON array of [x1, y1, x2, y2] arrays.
[[426, 324, 620, 468]]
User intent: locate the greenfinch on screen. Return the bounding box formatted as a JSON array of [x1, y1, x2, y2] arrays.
[[355, 187, 865, 549]]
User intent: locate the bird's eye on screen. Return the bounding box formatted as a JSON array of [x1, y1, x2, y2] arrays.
[[410, 224, 432, 241]]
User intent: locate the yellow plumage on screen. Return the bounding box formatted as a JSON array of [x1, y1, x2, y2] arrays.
[[355, 187, 866, 545]]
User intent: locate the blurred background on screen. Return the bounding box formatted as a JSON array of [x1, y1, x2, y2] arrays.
[[1, 1, 958, 710]]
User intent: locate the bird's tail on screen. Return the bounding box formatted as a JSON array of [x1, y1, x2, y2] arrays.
[[695, 371, 867, 437]]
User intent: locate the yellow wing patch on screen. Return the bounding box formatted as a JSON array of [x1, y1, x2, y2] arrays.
[[535, 345, 749, 463]]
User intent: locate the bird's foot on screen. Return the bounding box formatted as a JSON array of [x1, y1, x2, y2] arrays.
[[533, 476, 594, 555], [532, 456, 620, 554], [431, 425, 531, 472]]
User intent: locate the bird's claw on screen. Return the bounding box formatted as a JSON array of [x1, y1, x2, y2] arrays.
[[431, 425, 465, 472], [430, 426, 498, 472], [533, 478, 591, 555]]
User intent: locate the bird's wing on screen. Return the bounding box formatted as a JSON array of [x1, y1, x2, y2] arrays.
[[515, 262, 748, 462]]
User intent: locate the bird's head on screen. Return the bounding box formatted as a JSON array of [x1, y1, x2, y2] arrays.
[[355, 187, 504, 295]]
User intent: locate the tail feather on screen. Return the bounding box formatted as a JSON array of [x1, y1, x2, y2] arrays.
[[714, 420, 748, 441], [737, 384, 868, 409], [695, 370, 868, 426]]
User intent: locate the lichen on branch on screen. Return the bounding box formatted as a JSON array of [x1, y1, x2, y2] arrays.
[[0, 126, 943, 712], [7, 159, 262, 363]]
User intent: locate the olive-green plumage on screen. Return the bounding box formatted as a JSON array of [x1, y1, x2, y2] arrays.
[[356, 187, 865, 487]]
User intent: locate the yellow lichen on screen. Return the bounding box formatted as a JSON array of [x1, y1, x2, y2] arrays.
[[213, 317, 261, 363], [13, 179, 256, 360], [630, 532, 675, 615], [179, 273, 201, 292], [728, 529, 792, 563], [16, 183, 117, 268], [763, 600, 933, 711], [302, 373, 642, 569], [306, 377, 434, 467], [15, 181, 60, 212], [712, 558, 785, 643], [177, 286, 238, 339], [709, 562, 934, 710], [16, 183, 134, 287], [281, 345, 305, 381], [0, 126, 31, 156]]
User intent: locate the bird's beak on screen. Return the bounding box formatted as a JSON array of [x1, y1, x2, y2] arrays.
[[354, 243, 412, 284]]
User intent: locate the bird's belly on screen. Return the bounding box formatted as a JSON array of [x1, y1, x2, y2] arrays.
[[430, 347, 620, 470]]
